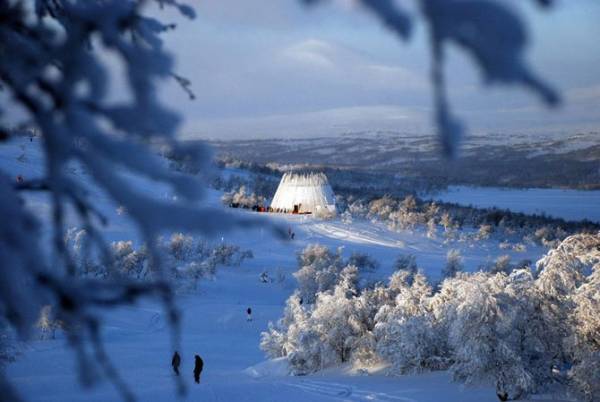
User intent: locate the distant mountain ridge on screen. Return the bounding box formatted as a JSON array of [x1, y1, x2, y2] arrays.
[[205, 131, 600, 190]]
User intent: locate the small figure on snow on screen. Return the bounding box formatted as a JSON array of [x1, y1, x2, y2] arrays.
[[259, 271, 269, 283], [193, 354, 204, 384], [291, 232, 295, 240], [246, 307, 252, 321], [171, 351, 181, 376]]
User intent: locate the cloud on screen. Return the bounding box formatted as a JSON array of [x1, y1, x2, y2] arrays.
[[281, 39, 337, 69]]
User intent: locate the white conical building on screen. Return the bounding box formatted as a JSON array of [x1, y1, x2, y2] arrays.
[[270, 172, 336, 215]]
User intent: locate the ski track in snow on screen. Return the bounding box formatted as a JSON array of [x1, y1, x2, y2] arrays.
[[283, 379, 417, 402], [307, 222, 407, 249]]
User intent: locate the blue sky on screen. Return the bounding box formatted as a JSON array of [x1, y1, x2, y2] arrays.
[[151, 0, 600, 140], [3, 1, 598, 140]]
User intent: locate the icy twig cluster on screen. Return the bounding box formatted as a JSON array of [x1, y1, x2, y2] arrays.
[[0, 1, 273, 401]]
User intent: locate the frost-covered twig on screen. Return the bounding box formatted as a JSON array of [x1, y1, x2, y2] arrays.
[[0, 1, 282, 400]]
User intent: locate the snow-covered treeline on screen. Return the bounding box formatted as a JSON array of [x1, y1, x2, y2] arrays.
[[261, 233, 600, 401], [65, 231, 253, 291], [345, 194, 600, 248]]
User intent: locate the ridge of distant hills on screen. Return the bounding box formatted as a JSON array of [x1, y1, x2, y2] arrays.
[[205, 131, 600, 190]]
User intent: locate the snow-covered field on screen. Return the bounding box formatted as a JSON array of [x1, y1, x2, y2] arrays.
[[431, 185, 600, 223], [2, 138, 563, 401]]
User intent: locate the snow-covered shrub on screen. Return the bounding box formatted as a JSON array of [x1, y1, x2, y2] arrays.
[[293, 244, 344, 304], [392, 254, 417, 274], [113, 241, 149, 279], [442, 249, 463, 279], [374, 272, 449, 374], [499, 240, 511, 250], [222, 185, 265, 208], [490, 254, 512, 274], [36, 306, 62, 340], [347, 252, 379, 274], [261, 293, 307, 359], [476, 224, 493, 240], [426, 218, 437, 239], [314, 207, 336, 220], [341, 210, 353, 225], [513, 243, 527, 252], [66, 230, 252, 288], [368, 196, 397, 221], [211, 244, 252, 267], [347, 200, 368, 218]]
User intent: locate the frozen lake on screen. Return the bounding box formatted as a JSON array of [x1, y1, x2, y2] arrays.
[[429, 186, 600, 223]]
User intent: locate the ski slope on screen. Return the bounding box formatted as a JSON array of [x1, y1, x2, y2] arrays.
[[2, 137, 558, 402]]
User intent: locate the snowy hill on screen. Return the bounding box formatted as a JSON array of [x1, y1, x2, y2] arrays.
[[0, 136, 575, 401]]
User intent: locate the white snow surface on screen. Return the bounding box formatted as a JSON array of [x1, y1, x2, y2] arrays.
[[2, 137, 565, 401]]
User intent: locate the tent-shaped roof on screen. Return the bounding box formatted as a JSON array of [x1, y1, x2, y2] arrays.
[[270, 172, 336, 214]]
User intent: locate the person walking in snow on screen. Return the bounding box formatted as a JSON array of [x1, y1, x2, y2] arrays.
[[193, 354, 204, 384], [171, 351, 181, 376], [246, 307, 252, 322]]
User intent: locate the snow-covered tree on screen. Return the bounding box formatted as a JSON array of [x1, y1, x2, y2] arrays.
[[490, 254, 512, 274], [562, 234, 600, 401], [221, 185, 266, 208], [293, 244, 343, 304], [374, 271, 448, 374], [261, 293, 307, 360], [347, 252, 379, 274], [443, 272, 535, 400], [309, 266, 361, 365], [426, 218, 438, 239], [368, 196, 397, 221], [392, 254, 418, 275], [477, 224, 494, 240], [442, 249, 464, 279], [36, 306, 62, 340]]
